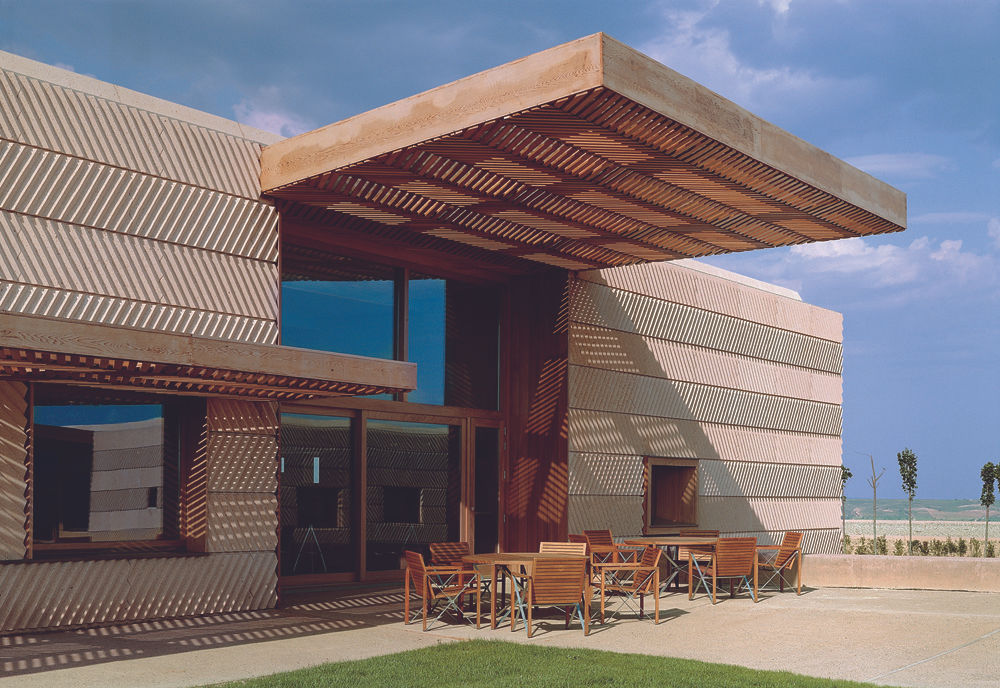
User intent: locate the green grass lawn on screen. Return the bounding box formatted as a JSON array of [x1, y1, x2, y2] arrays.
[[208, 639, 890, 687]]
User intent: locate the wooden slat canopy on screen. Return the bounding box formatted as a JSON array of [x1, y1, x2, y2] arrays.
[[261, 33, 906, 272], [0, 313, 416, 400]]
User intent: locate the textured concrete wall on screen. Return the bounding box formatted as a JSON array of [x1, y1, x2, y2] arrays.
[[806, 554, 1000, 593], [0, 396, 279, 633], [567, 260, 843, 553], [0, 50, 281, 344]]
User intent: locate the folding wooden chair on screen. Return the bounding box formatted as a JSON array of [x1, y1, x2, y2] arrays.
[[757, 531, 803, 594], [596, 545, 662, 623], [688, 537, 758, 604], [509, 557, 590, 637], [584, 529, 640, 566], [404, 550, 482, 631], [538, 541, 587, 556]]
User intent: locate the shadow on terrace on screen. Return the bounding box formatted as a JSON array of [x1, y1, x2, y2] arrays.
[[0, 583, 404, 679]]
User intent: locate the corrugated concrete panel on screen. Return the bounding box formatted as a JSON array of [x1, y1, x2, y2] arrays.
[[208, 400, 278, 434], [0, 66, 269, 199], [570, 323, 841, 404], [568, 452, 644, 496], [721, 528, 840, 554], [207, 434, 278, 493], [205, 493, 278, 553], [568, 409, 842, 465], [0, 140, 278, 262], [567, 454, 841, 499], [3, 213, 277, 319], [698, 496, 841, 532], [570, 366, 842, 436], [578, 261, 842, 342], [699, 460, 841, 498], [567, 495, 644, 538], [570, 279, 842, 373], [0, 382, 27, 560], [0, 281, 277, 344], [0, 552, 277, 632]]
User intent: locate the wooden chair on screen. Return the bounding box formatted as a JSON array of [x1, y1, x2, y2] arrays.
[[583, 529, 640, 565], [676, 528, 720, 585], [429, 541, 470, 566], [596, 545, 662, 624], [688, 537, 758, 604], [539, 541, 587, 556], [404, 550, 481, 631], [757, 531, 803, 594], [509, 557, 590, 637]]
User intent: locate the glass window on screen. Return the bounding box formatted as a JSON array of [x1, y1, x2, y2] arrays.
[[32, 388, 181, 550], [279, 414, 354, 576], [281, 248, 395, 360], [366, 420, 460, 571], [409, 274, 501, 409]]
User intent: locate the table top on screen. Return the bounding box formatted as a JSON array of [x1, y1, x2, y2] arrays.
[[623, 536, 718, 546], [461, 551, 587, 565]]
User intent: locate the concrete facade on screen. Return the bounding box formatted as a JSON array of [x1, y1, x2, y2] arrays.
[[568, 260, 843, 552], [0, 40, 898, 633]]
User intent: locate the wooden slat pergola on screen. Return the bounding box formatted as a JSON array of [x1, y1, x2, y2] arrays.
[[261, 33, 906, 272], [0, 313, 417, 400]]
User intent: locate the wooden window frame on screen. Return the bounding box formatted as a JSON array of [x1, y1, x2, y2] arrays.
[[642, 456, 699, 535]]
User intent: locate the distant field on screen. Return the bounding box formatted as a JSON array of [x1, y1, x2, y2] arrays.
[[843, 498, 986, 521], [844, 520, 992, 541]]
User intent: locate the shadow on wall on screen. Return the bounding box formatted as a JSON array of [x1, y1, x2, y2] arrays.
[[566, 268, 842, 553]]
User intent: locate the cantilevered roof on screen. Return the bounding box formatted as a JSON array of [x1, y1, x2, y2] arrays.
[[0, 314, 416, 401], [262, 33, 905, 271]]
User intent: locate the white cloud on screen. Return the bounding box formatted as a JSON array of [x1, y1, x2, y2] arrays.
[[845, 153, 954, 180], [989, 217, 1000, 249], [640, 4, 866, 113], [233, 86, 313, 138], [760, 0, 793, 15]]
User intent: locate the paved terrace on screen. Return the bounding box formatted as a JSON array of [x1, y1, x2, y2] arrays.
[[1, 585, 998, 688]]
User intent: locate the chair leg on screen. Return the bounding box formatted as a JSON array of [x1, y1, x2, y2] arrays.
[[404, 571, 411, 624], [422, 583, 428, 631], [527, 600, 533, 638], [654, 570, 660, 624], [712, 571, 717, 605], [797, 552, 802, 595]]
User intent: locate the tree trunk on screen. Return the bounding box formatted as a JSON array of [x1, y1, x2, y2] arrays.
[[908, 497, 913, 555], [986, 506, 990, 558], [872, 484, 877, 545]]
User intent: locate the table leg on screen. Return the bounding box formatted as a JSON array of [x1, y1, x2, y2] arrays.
[[490, 563, 499, 629]]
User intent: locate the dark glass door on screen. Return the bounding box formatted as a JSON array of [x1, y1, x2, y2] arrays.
[[473, 426, 500, 553]]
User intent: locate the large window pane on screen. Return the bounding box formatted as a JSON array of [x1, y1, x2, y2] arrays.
[[281, 249, 395, 360], [410, 274, 500, 409], [366, 420, 460, 571], [33, 389, 178, 547], [279, 414, 354, 575]]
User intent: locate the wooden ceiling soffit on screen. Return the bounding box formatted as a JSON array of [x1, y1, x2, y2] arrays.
[[261, 33, 906, 270], [0, 313, 416, 401]]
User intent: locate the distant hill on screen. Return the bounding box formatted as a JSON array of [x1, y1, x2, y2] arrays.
[[844, 498, 986, 521]]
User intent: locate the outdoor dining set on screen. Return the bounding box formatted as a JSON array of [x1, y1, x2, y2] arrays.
[[403, 529, 804, 637]]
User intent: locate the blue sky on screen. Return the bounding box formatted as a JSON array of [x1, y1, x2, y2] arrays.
[[2, 1, 997, 499]]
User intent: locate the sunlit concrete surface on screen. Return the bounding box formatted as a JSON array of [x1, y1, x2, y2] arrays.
[[1, 585, 997, 688]]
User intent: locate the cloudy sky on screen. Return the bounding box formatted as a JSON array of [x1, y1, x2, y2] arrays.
[[2, 0, 997, 499]]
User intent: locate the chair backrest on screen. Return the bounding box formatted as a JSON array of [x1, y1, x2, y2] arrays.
[[713, 537, 757, 577], [678, 529, 719, 557], [568, 533, 590, 554], [429, 541, 470, 566], [631, 546, 662, 594], [539, 541, 587, 556], [774, 531, 803, 567], [529, 558, 587, 605], [404, 550, 427, 590], [583, 529, 614, 548]]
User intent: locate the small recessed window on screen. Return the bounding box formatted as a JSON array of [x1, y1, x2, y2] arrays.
[[383, 486, 421, 524], [644, 457, 698, 532]]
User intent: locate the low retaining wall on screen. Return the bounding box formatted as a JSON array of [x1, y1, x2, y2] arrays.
[[805, 554, 1000, 593]]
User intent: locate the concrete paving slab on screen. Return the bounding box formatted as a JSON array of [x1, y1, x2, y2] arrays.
[[1, 586, 998, 688]]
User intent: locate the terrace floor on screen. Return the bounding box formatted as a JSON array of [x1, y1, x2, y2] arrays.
[[1, 584, 998, 688]]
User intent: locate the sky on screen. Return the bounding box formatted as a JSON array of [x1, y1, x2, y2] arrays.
[[1, 0, 997, 499]]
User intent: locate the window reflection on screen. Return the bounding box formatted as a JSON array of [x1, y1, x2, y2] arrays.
[[279, 414, 354, 575], [366, 419, 460, 571]]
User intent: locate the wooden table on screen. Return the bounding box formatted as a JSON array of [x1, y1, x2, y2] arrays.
[[623, 537, 719, 592], [462, 552, 588, 629]]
